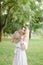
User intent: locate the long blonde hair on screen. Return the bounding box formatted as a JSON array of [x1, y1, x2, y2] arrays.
[[23, 26, 29, 43]]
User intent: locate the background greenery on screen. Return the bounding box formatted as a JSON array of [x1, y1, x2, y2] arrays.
[[0, 0, 43, 41], [0, 37, 43, 65], [0, 0, 43, 33], [0, 0, 43, 65]]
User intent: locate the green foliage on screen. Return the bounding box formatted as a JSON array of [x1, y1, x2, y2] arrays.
[[1, 0, 43, 33]]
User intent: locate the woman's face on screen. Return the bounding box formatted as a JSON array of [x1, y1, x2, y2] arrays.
[[21, 27, 26, 34]]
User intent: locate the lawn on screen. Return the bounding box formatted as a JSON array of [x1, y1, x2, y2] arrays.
[[0, 37, 43, 65]]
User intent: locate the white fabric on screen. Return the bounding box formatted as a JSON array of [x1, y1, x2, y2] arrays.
[[12, 41, 28, 65]]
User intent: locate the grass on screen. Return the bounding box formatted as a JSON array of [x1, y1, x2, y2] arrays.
[[0, 37, 43, 65]]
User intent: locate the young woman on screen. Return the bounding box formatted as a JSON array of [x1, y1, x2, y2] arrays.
[[12, 26, 29, 65]]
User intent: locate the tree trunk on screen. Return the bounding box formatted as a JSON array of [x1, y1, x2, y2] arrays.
[[0, 31, 2, 42], [0, 3, 2, 42], [29, 29, 31, 40], [0, 3, 14, 42]]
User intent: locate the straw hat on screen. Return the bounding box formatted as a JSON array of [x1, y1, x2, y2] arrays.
[[13, 31, 21, 43]]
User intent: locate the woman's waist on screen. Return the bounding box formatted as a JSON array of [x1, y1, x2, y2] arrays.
[[16, 47, 20, 49]]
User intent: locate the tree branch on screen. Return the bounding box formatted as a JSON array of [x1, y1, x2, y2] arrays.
[[2, 5, 13, 30]]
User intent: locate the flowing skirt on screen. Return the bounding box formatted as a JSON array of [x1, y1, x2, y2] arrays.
[[12, 48, 28, 65]]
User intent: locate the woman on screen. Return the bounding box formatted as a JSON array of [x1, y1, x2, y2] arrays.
[[12, 26, 29, 65]]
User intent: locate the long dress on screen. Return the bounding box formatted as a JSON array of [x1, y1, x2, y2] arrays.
[[12, 41, 28, 65]]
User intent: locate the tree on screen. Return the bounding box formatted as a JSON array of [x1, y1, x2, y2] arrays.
[[0, 0, 29, 41], [28, 0, 43, 39], [0, 0, 43, 41]]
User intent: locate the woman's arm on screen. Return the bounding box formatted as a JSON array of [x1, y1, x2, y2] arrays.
[[20, 36, 25, 50], [20, 43, 25, 50], [20, 34, 28, 50]]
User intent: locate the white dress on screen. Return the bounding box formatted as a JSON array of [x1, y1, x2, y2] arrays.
[[12, 41, 28, 65]]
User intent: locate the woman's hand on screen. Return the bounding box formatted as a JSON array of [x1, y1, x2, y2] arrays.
[[20, 43, 25, 50], [11, 38, 17, 43]]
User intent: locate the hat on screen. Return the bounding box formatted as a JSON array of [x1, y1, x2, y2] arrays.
[[13, 31, 21, 43]]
